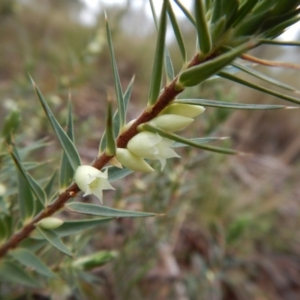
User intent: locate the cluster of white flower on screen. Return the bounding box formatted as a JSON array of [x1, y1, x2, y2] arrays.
[[116, 103, 205, 172], [74, 103, 204, 202]]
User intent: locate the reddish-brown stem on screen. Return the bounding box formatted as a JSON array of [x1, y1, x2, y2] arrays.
[[0, 52, 216, 258]]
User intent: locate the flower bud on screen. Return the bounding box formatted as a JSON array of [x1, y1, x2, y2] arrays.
[[116, 148, 154, 172], [127, 132, 180, 170], [149, 114, 194, 132], [37, 217, 64, 229], [160, 103, 205, 118], [72, 250, 118, 270], [74, 165, 115, 203]]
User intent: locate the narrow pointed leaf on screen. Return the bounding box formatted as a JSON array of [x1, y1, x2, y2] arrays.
[[10, 248, 57, 278], [149, 0, 174, 82], [195, 0, 212, 54], [53, 218, 113, 237], [44, 170, 57, 199], [0, 215, 12, 242], [167, 2, 186, 62], [172, 137, 229, 147], [232, 0, 260, 27], [178, 42, 254, 87], [107, 166, 133, 182], [31, 79, 81, 171], [232, 62, 298, 92], [105, 15, 125, 129], [17, 172, 35, 221], [259, 39, 300, 47], [10, 147, 47, 206], [66, 202, 157, 218], [0, 260, 39, 287], [173, 0, 196, 26], [100, 75, 135, 152], [219, 71, 300, 105], [60, 100, 75, 189], [140, 124, 243, 155], [176, 99, 296, 110], [148, 0, 168, 105], [36, 226, 73, 257], [105, 99, 116, 156]]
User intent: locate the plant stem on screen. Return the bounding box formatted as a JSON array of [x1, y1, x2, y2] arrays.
[[0, 52, 216, 259]]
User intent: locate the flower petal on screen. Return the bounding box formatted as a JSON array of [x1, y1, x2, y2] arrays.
[[160, 103, 205, 118], [149, 114, 194, 132], [116, 148, 154, 172]]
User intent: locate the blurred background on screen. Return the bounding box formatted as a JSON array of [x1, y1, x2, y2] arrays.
[[1, 0, 300, 299]]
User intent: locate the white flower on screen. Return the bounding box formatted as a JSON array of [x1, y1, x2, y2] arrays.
[[149, 114, 193, 132], [116, 148, 154, 172], [74, 166, 115, 203], [127, 132, 180, 170], [160, 103, 205, 118]]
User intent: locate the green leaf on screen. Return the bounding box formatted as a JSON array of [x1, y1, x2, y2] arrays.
[[10, 248, 57, 278], [0, 260, 40, 287], [10, 147, 47, 207], [232, 0, 260, 27], [176, 99, 296, 110], [148, 0, 168, 105], [149, 0, 174, 82], [66, 202, 157, 218], [36, 226, 73, 257], [100, 75, 135, 152], [219, 71, 300, 105], [107, 166, 133, 182], [172, 137, 229, 148], [259, 39, 300, 47], [178, 42, 254, 88], [31, 78, 81, 171], [2, 109, 21, 144], [231, 62, 298, 92], [44, 170, 57, 199], [195, 0, 212, 54], [167, 2, 186, 62], [105, 14, 125, 129], [73, 250, 118, 271], [140, 123, 243, 155], [173, 0, 196, 26], [53, 218, 113, 237], [59, 100, 75, 189], [105, 99, 116, 156], [17, 171, 35, 222], [0, 215, 12, 242]]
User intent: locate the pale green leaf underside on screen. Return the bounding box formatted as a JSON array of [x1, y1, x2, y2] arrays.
[[36, 226, 73, 257], [10, 248, 57, 278], [66, 202, 157, 218], [53, 218, 113, 237], [176, 99, 295, 110], [172, 137, 229, 148]]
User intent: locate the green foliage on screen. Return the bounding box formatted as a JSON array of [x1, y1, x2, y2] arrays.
[[0, 0, 300, 298]]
